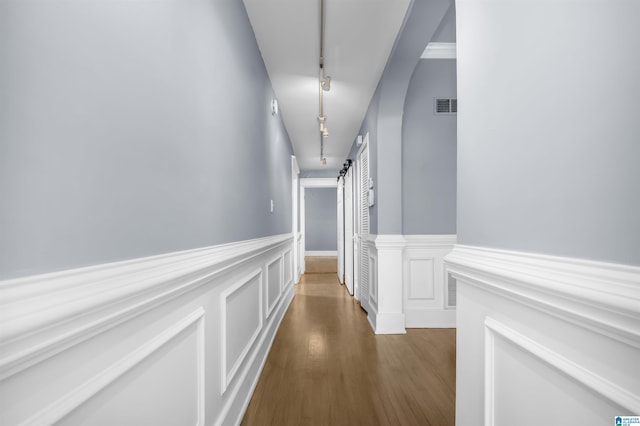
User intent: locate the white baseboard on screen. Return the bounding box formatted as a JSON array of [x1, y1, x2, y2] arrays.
[[445, 245, 640, 423], [405, 309, 455, 328], [366, 300, 407, 334], [0, 234, 295, 426], [305, 250, 337, 257]]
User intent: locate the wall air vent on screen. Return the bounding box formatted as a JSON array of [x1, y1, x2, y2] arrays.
[[435, 98, 457, 115]]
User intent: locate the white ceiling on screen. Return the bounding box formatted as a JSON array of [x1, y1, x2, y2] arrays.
[[243, 0, 411, 171]]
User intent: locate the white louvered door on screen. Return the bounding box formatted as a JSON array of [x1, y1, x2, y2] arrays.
[[344, 167, 354, 295], [357, 138, 370, 313]]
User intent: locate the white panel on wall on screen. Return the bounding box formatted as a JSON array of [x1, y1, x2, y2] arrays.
[[31, 309, 206, 426], [402, 235, 456, 328], [0, 234, 295, 426], [408, 258, 435, 300], [447, 245, 640, 424], [221, 270, 263, 393], [266, 257, 282, 317], [486, 319, 628, 425], [284, 250, 292, 286]]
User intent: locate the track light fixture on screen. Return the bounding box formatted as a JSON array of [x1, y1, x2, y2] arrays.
[[337, 159, 353, 179], [321, 76, 331, 91], [318, 0, 330, 164]]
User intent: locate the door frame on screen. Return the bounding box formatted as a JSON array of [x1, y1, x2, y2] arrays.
[[299, 178, 337, 275], [291, 156, 301, 283]]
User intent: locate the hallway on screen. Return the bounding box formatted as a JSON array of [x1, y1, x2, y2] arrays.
[[241, 261, 456, 425]]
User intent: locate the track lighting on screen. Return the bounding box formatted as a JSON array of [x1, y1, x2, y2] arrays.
[[319, 116, 329, 137], [318, 0, 330, 163], [336, 159, 353, 179], [321, 76, 331, 91]]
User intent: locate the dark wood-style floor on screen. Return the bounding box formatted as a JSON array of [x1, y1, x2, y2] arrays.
[[241, 258, 456, 425]]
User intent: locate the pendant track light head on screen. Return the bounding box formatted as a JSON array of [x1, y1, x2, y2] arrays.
[[321, 76, 331, 91]]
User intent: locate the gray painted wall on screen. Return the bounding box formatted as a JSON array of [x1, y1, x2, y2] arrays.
[[432, 2, 456, 42], [374, 0, 451, 235], [349, 0, 453, 236], [457, 0, 640, 265], [300, 170, 338, 179], [305, 188, 337, 251], [0, 0, 293, 279], [402, 59, 457, 234]]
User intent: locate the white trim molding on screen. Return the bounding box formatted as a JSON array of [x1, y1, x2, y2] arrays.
[[220, 269, 263, 394], [0, 234, 295, 426], [420, 42, 456, 59], [484, 317, 640, 419], [298, 178, 337, 273], [404, 235, 457, 328], [446, 245, 640, 424], [369, 235, 407, 334], [295, 232, 303, 281], [362, 234, 457, 333], [305, 250, 337, 257], [22, 308, 207, 426], [445, 245, 640, 346]]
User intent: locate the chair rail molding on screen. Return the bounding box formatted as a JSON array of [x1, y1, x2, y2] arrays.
[[446, 244, 640, 424], [0, 233, 295, 426], [445, 245, 640, 346]]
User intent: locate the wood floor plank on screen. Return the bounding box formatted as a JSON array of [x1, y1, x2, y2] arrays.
[[304, 256, 338, 274], [241, 272, 456, 425]]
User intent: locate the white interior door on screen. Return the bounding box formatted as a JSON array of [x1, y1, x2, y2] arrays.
[[357, 137, 370, 313], [344, 167, 354, 295], [337, 176, 345, 284]]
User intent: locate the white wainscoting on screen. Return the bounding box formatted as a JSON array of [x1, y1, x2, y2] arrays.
[[404, 235, 456, 328], [0, 234, 295, 426], [364, 234, 455, 333], [445, 245, 640, 425], [266, 255, 283, 318], [367, 235, 407, 334]]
